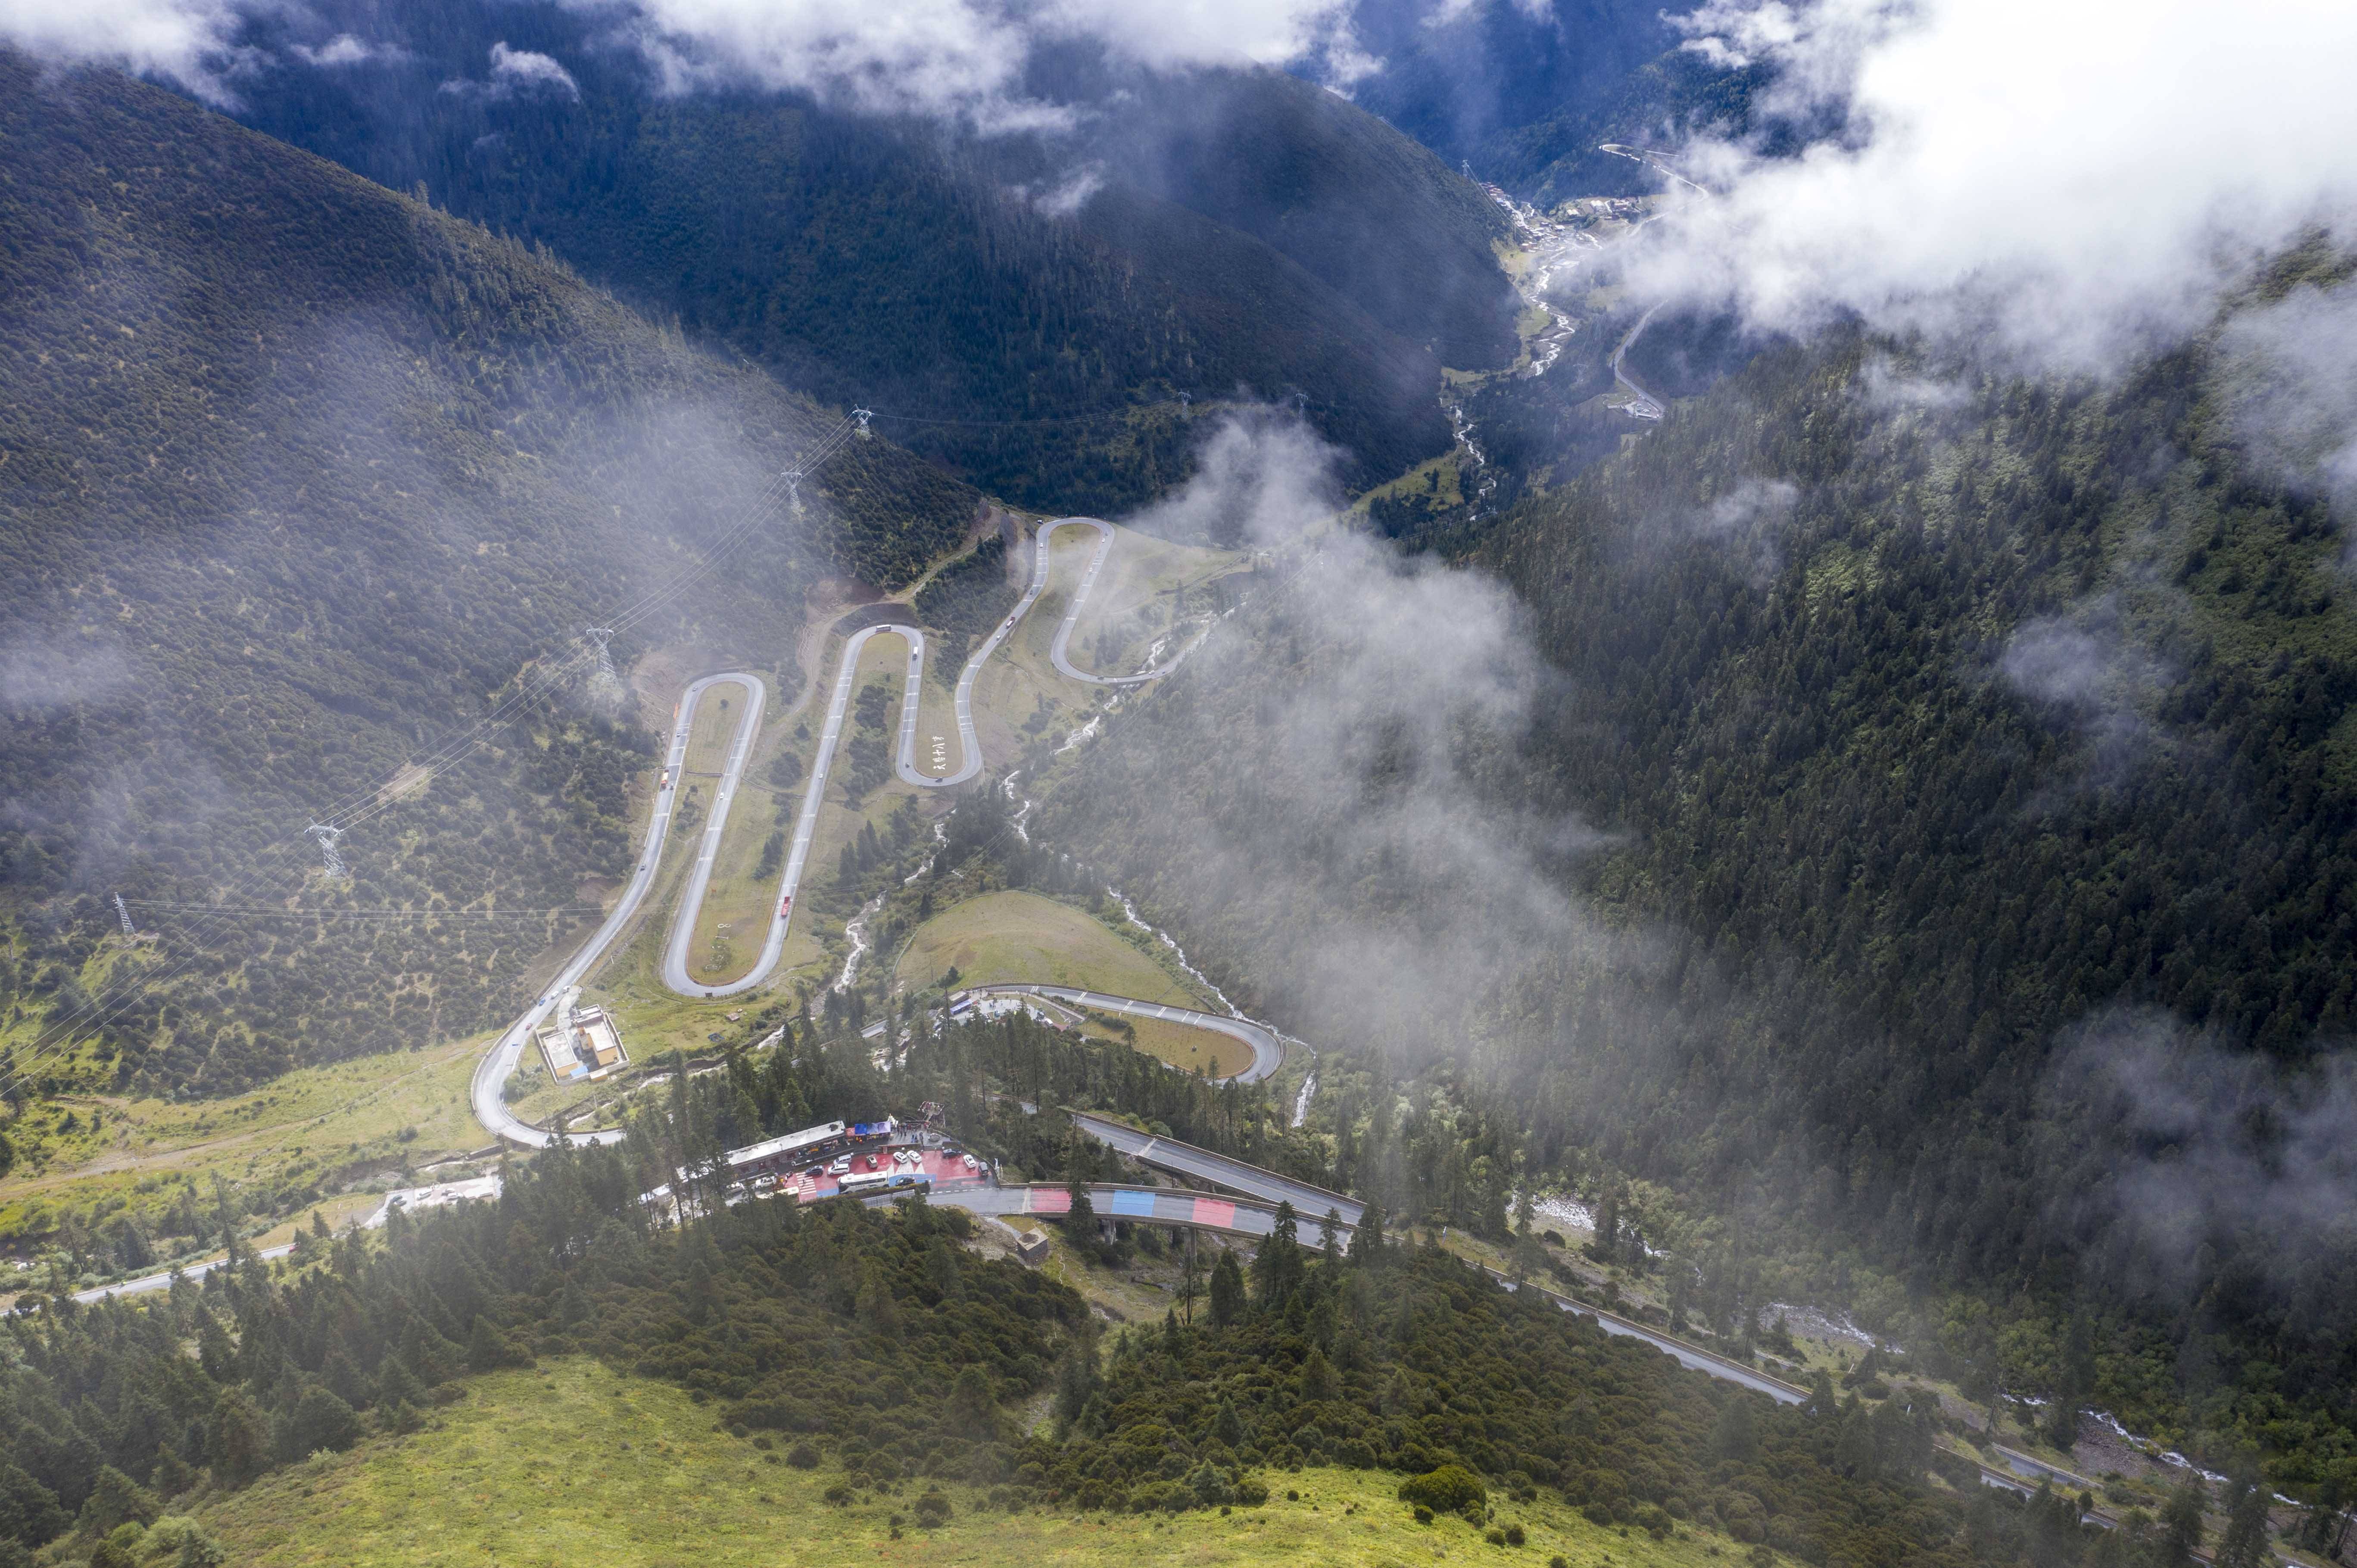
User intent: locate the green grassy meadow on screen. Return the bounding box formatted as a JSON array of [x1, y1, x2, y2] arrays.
[[0, 1034, 489, 1290], [200, 1357, 1739, 1568], [894, 891, 1200, 1009]]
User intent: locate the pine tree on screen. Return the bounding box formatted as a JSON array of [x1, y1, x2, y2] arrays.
[[1589, 1183, 1620, 1263], [1354, 1201, 1386, 1265], [2161, 1480, 2210, 1568], [205, 1388, 269, 1488], [2217, 1465, 2270, 1568], [78, 1467, 160, 1534], [1251, 1201, 1302, 1308], [1210, 1250, 1244, 1327]]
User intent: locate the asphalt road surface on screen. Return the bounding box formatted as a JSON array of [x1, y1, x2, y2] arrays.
[[658, 674, 771, 998], [72, 1177, 503, 1304], [1611, 301, 1666, 421], [1071, 1111, 1361, 1226], [468, 687, 716, 1148], [650, 516, 1163, 1004], [474, 516, 1214, 1144], [970, 984, 1285, 1083], [1040, 518, 1202, 685]]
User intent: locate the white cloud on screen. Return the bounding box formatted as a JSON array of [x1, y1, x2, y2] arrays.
[[292, 33, 406, 67], [1645, 0, 2357, 373], [440, 41, 582, 100], [1996, 594, 2164, 791], [2217, 280, 2357, 535], [489, 40, 578, 96], [582, 0, 1358, 124], [0, 638, 132, 713], [1016, 161, 1105, 218], [5, 0, 1368, 125], [0, 0, 251, 104]]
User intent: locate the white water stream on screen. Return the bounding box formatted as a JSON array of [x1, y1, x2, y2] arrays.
[[833, 890, 885, 993]]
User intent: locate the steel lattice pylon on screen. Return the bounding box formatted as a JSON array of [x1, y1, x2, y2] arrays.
[[306, 822, 347, 880]]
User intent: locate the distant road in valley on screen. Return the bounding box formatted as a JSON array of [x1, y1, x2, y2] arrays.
[[1612, 301, 1666, 421]]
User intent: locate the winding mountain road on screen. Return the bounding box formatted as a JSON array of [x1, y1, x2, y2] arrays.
[[652, 517, 1214, 1001], [473, 516, 1268, 1143], [658, 675, 769, 997], [466, 683, 720, 1149]]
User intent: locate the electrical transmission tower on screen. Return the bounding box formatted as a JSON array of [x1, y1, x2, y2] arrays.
[[852, 408, 873, 439], [114, 892, 136, 937], [584, 626, 617, 683], [306, 822, 347, 880]]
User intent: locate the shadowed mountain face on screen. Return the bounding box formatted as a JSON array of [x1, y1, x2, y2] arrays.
[[206, 0, 1525, 509], [1342, 0, 1673, 179], [0, 54, 971, 1089]]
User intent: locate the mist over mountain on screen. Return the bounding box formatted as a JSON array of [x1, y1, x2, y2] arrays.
[[174, 0, 1532, 509], [0, 53, 970, 1088], [2, 3, 2356, 1565]]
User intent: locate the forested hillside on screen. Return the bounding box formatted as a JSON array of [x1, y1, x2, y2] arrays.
[[1047, 252, 2357, 1479], [0, 1015, 1991, 1568], [1337, 0, 1780, 206], [211, 0, 1509, 509], [0, 56, 974, 1096]]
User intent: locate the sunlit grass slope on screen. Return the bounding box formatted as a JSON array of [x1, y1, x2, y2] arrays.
[[203, 1357, 1734, 1568], [895, 892, 1197, 1008]]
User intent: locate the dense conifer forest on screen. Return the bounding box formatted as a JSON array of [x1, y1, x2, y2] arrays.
[[0, 1009, 2054, 1568], [1045, 257, 2357, 1484]]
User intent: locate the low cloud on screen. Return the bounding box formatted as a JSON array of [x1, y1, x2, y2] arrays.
[[1016, 161, 1105, 219], [1640, 0, 2357, 375], [0, 638, 134, 713], [583, 0, 1360, 125], [291, 33, 406, 68], [444, 41, 581, 100], [1054, 411, 1625, 1067], [5, 0, 1376, 128], [2217, 278, 2357, 548], [0, 0, 255, 105], [2051, 1008, 2357, 1307], [1126, 406, 1351, 549], [1997, 595, 2163, 791]]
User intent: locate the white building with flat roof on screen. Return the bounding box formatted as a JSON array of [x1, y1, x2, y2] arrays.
[[535, 991, 629, 1084]]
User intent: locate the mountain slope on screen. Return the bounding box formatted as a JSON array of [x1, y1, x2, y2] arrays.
[[1083, 67, 1520, 370], [1048, 273, 2357, 1471], [1344, 0, 1674, 187], [212, 0, 1517, 506], [0, 54, 973, 1095]]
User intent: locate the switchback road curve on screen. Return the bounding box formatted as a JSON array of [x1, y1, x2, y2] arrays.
[[468, 682, 720, 1148], [474, 517, 1253, 1142], [972, 985, 1284, 1084], [654, 518, 1198, 1000]]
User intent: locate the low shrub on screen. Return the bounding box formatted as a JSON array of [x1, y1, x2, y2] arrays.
[[1399, 1465, 1487, 1515]]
